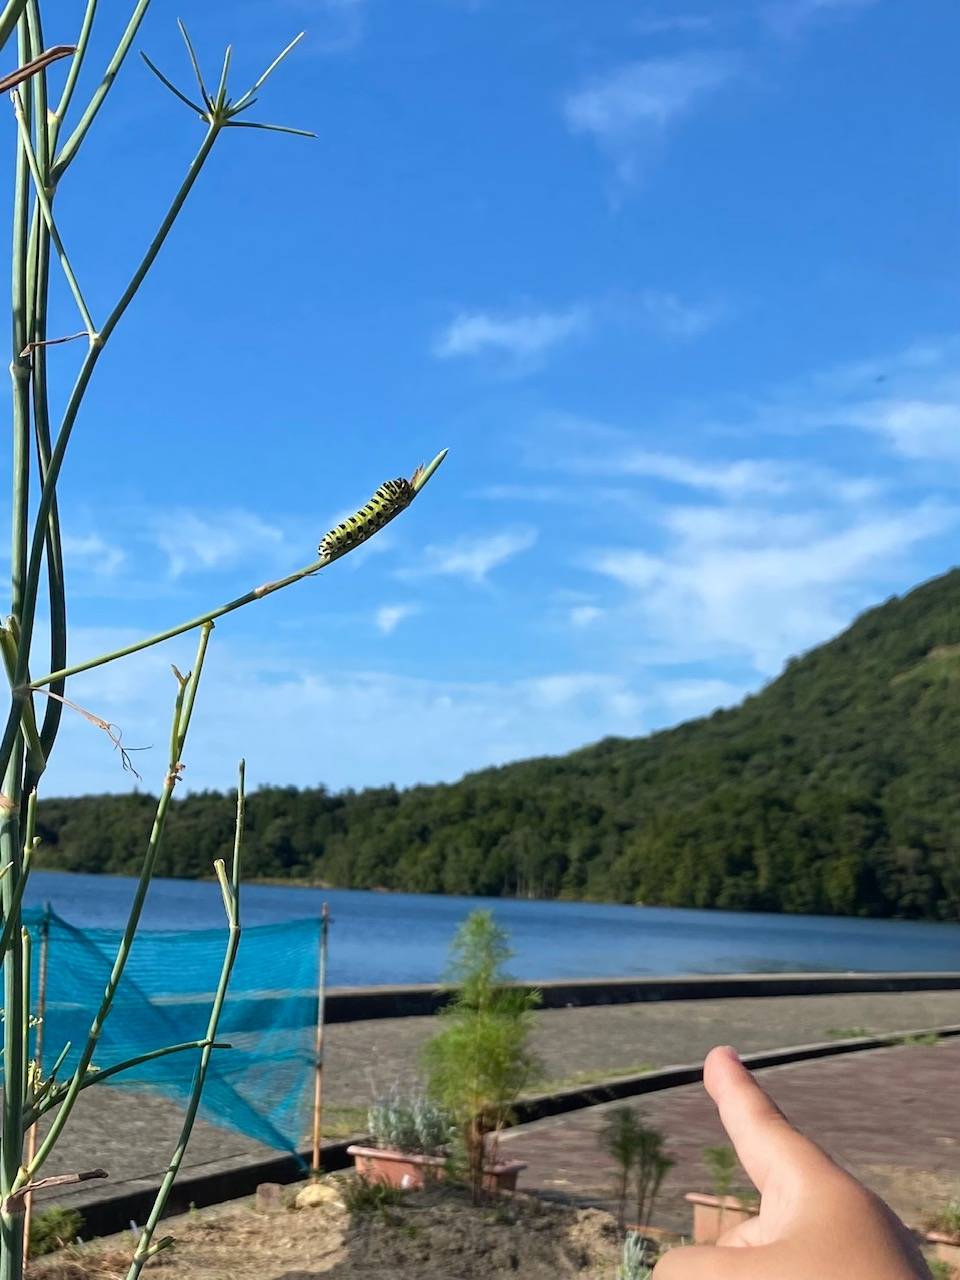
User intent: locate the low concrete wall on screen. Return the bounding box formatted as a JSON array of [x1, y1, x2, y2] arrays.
[[325, 971, 960, 1022]]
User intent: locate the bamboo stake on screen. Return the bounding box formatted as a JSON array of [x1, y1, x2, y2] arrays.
[[311, 902, 330, 1174], [20, 902, 47, 1266]]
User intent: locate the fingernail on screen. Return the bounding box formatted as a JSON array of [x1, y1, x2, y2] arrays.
[[717, 1045, 741, 1063]]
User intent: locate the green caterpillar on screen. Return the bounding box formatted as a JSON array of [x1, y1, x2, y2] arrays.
[[319, 469, 421, 558]]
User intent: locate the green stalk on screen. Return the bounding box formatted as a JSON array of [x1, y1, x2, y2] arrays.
[[126, 761, 244, 1280], [0, 122, 224, 792], [0, 0, 27, 54], [0, 793, 36, 961], [13, 89, 96, 337], [0, 743, 25, 1278], [20, 626, 213, 1186], [9, 16, 32, 623], [29, 1038, 230, 1123], [51, 0, 97, 147], [50, 0, 151, 181], [26, 447, 449, 691]]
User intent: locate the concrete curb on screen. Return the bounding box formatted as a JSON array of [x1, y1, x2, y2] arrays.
[[66, 1022, 960, 1241], [325, 972, 960, 1021]]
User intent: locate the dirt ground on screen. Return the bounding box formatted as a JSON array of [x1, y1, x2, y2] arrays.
[[29, 1185, 628, 1280]]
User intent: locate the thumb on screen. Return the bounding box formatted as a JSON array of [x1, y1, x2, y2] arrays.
[[703, 1046, 839, 1195]]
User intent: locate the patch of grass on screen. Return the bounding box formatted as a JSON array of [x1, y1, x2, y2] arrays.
[[928, 1260, 956, 1280], [824, 1026, 873, 1040], [925, 1199, 960, 1236], [30, 1208, 84, 1258], [899, 1032, 940, 1047], [321, 1106, 369, 1139], [340, 1175, 406, 1215]]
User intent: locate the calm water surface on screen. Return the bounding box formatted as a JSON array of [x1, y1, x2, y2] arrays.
[[23, 871, 960, 984]]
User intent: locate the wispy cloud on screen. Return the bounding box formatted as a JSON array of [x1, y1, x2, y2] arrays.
[[841, 398, 960, 464], [433, 307, 588, 366], [151, 509, 285, 579], [564, 52, 739, 180], [569, 604, 604, 628], [591, 500, 956, 674], [764, 0, 879, 37], [639, 289, 728, 337], [375, 602, 420, 635], [63, 533, 126, 577], [633, 12, 716, 37], [414, 528, 538, 584]]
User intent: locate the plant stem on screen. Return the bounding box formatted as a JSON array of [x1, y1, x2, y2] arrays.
[[13, 90, 96, 337], [126, 760, 244, 1280], [29, 1038, 230, 1123], [26, 447, 448, 691], [51, 0, 97, 145], [19, 626, 213, 1186], [0, 122, 224, 792], [0, 0, 27, 55], [9, 16, 31, 624], [0, 744, 24, 1278], [50, 0, 151, 181]]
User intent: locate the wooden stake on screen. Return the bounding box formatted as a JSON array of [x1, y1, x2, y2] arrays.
[[310, 903, 330, 1174], [22, 903, 51, 1266]]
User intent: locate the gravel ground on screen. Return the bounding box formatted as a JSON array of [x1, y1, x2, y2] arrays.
[[29, 989, 958, 1216]]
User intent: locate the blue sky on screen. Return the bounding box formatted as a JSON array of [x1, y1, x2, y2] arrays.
[[11, 0, 959, 795]]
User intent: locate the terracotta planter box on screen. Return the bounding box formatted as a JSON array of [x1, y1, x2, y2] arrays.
[[347, 1144, 526, 1193], [685, 1192, 757, 1244], [926, 1231, 960, 1269]]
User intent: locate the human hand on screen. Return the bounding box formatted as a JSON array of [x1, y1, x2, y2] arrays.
[[653, 1045, 932, 1279]]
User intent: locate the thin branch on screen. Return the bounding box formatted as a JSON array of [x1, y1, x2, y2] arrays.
[[20, 328, 87, 357], [231, 31, 304, 112], [176, 19, 211, 110], [26, 450, 448, 691], [12, 88, 97, 336], [126, 763, 244, 1279], [51, 0, 151, 180], [139, 51, 205, 117], [226, 120, 316, 139], [0, 0, 27, 56], [53, 0, 97, 132], [18, 634, 212, 1186]]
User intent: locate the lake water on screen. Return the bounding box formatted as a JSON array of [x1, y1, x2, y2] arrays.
[[22, 871, 960, 985]]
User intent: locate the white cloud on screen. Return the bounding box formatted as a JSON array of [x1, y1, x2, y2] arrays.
[[640, 289, 727, 338], [375, 603, 419, 635], [764, 0, 879, 37], [151, 509, 285, 579], [842, 398, 960, 464], [38, 626, 644, 796], [62, 533, 126, 576], [591, 500, 957, 675], [564, 52, 738, 179], [570, 605, 604, 628], [633, 12, 716, 36], [414, 528, 538, 584], [433, 307, 588, 364]]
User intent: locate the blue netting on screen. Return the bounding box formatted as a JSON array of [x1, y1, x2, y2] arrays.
[[23, 907, 321, 1156]]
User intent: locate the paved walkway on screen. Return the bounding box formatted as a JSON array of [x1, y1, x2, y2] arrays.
[[29, 990, 959, 1219], [498, 1039, 960, 1234]]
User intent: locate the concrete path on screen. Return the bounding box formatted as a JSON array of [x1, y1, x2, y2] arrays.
[[499, 1038, 960, 1234]]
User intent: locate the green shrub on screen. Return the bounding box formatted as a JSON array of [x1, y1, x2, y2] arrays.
[[422, 910, 541, 1203], [29, 1206, 83, 1257], [598, 1107, 672, 1234], [616, 1231, 653, 1280], [928, 1260, 955, 1280], [703, 1145, 738, 1199], [367, 1087, 453, 1156]]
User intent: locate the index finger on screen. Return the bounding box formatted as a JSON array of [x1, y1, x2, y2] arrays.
[[703, 1046, 840, 1194]]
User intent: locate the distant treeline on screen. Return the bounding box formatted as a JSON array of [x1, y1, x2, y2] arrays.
[[36, 569, 960, 921]]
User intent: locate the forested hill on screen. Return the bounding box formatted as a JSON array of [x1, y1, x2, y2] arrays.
[[37, 568, 960, 920]]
